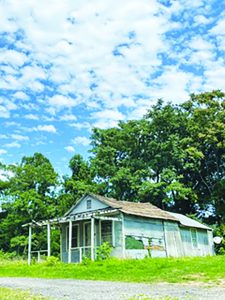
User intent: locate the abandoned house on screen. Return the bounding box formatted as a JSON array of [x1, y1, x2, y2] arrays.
[[24, 193, 214, 264]]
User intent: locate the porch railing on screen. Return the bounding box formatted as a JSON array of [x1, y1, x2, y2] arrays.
[[71, 246, 95, 262], [30, 250, 48, 262]]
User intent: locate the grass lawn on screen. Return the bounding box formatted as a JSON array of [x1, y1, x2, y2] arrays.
[[0, 287, 50, 300], [0, 256, 224, 284]]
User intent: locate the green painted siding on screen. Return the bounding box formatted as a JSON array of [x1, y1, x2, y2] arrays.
[[124, 215, 167, 258]]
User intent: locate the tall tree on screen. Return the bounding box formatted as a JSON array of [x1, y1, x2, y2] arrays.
[[60, 154, 102, 214], [90, 91, 225, 224], [0, 153, 58, 253]]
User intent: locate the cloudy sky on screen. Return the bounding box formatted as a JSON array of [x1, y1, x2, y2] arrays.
[[0, 0, 225, 174]]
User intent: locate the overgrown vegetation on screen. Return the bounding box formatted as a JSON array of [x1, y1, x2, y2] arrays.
[[0, 287, 50, 300], [0, 90, 225, 255], [0, 256, 225, 284], [96, 242, 112, 261], [129, 296, 184, 300]]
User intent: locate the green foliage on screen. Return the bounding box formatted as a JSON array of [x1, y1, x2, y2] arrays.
[[0, 153, 59, 254], [81, 257, 92, 265], [125, 236, 144, 249], [0, 256, 225, 284], [90, 90, 225, 226], [96, 242, 112, 261], [1, 90, 225, 254], [61, 154, 102, 214], [213, 224, 225, 254], [0, 250, 17, 260], [129, 296, 181, 300], [44, 256, 60, 267], [0, 287, 50, 300]]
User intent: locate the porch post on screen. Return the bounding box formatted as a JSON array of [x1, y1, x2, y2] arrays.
[[28, 225, 32, 265], [91, 217, 95, 261], [112, 220, 115, 247], [68, 220, 72, 263], [121, 214, 125, 258], [47, 222, 51, 257]]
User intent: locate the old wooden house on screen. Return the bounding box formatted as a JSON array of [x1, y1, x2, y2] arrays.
[[25, 193, 214, 264]]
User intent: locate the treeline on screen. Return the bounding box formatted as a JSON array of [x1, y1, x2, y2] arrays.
[[0, 90, 225, 255]]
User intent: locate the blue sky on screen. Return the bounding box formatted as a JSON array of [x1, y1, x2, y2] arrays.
[[0, 0, 225, 176]]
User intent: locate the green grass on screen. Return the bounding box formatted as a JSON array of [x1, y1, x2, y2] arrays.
[[0, 287, 50, 300], [0, 256, 224, 284]]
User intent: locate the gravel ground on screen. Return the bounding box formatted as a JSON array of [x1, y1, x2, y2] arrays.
[[0, 278, 225, 300]]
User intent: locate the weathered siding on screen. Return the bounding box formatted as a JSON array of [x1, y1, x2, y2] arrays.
[[60, 212, 214, 262], [207, 230, 215, 256], [180, 227, 214, 257], [164, 221, 183, 257], [70, 196, 109, 215], [124, 215, 167, 258]]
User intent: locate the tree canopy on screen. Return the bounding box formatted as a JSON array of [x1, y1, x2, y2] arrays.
[[0, 90, 225, 254]]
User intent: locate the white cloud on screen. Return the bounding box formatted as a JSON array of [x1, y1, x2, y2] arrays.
[[48, 95, 77, 110], [0, 49, 27, 67], [0, 149, 7, 155], [0, 105, 10, 118], [210, 19, 225, 35], [0, 0, 225, 165], [64, 145, 75, 152], [72, 136, 90, 146], [4, 121, 20, 127], [194, 15, 212, 25], [91, 109, 125, 121], [14, 91, 29, 101], [60, 114, 77, 121], [0, 134, 7, 139], [69, 122, 91, 131], [24, 114, 39, 120], [11, 134, 29, 141], [5, 141, 21, 148], [36, 125, 57, 133], [91, 109, 125, 129]]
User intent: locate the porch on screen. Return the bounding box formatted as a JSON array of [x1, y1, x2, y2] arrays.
[[61, 216, 118, 263], [23, 208, 123, 264]]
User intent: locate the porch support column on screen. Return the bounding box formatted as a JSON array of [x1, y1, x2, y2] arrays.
[[28, 225, 32, 266], [47, 222, 51, 257], [68, 220, 72, 263], [112, 220, 115, 247], [121, 214, 125, 258], [91, 217, 95, 261]]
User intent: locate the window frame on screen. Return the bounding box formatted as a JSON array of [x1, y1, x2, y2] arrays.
[[66, 223, 80, 251], [190, 228, 198, 249], [100, 220, 113, 246], [83, 221, 91, 247], [86, 199, 92, 209]]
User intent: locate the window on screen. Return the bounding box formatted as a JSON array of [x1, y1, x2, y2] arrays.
[[191, 229, 198, 248], [66, 224, 79, 250], [87, 199, 92, 209], [101, 221, 112, 245], [125, 236, 144, 249]]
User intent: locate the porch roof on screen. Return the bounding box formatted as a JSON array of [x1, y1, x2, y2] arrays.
[[22, 207, 119, 227]]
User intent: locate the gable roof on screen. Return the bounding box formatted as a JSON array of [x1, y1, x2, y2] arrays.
[[66, 193, 177, 222], [65, 193, 212, 230]]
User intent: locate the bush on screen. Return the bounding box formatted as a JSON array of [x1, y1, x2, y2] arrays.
[[0, 250, 18, 260], [43, 256, 60, 266], [96, 242, 112, 261]]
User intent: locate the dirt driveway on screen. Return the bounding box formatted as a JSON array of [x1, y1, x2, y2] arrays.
[[0, 277, 225, 300]]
